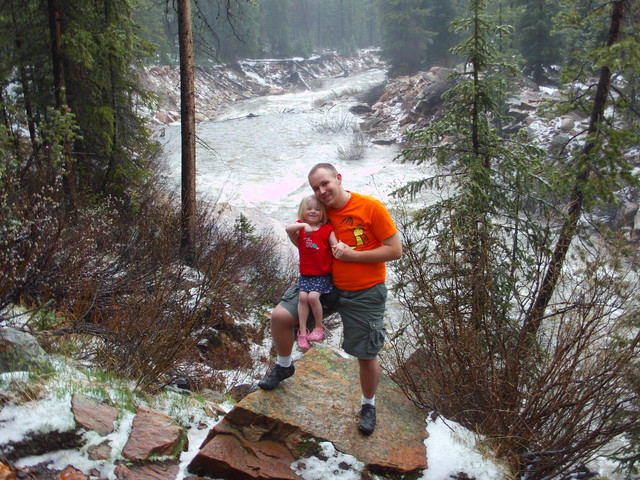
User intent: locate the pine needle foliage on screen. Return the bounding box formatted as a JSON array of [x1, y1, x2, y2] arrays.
[[387, 0, 640, 478]]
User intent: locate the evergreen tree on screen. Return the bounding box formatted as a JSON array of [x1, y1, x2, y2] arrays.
[[61, 0, 157, 198], [423, 0, 462, 68], [0, 0, 157, 203], [379, 0, 435, 75], [191, 0, 260, 63], [133, 0, 177, 65], [514, 0, 563, 83], [389, 0, 640, 477], [0, 0, 52, 150], [219, 2, 260, 61], [260, 0, 293, 57]]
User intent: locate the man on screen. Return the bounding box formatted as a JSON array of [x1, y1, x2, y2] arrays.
[[258, 163, 402, 435]]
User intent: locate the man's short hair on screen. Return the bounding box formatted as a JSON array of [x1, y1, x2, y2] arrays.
[[309, 163, 338, 178]]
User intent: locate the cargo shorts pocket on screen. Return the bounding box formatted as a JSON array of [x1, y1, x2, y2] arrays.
[[365, 318, 386, 356]]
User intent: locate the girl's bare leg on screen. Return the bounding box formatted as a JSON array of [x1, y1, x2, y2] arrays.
[[297, 291, 310, 336], [308, 291, 323, 330]]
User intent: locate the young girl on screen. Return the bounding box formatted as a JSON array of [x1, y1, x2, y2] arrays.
[[286, 195, 337, 351]]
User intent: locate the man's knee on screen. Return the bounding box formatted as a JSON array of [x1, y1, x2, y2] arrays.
[[271, 304, 297, 328]]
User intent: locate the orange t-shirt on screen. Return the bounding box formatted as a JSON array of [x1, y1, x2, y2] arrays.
[[327, 191, 398, 291]]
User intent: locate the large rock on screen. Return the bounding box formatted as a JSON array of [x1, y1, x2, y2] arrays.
[[189, 347, 427, 479], [71, 394, 119, 436], [414, 77, 457, 117], [0, 327, 51, 373], [122, 407, 187, 461]]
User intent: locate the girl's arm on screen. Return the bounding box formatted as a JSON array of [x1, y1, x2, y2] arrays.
[[328, 231, 338, 248], [332, 232, 402, 263], [285, 222, 309, 245]]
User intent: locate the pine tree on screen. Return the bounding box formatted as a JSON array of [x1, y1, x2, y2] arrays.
[[389, 0, 640, 477], [379, 0, 434, 75], [260, 0, 293, 57], [423, 0, 462, 68], [514, 0, 563, 83]]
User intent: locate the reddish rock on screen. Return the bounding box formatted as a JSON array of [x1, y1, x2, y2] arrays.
[[87, 440, 112, 460], [58, 466, 87, 479], [189, 347, 427, 479], [114, 463, 180, 480], [0, 462, 17, 480], [71, 394, 119, 436], [122, 408, 186, 461], [190, 433, 301, 480]]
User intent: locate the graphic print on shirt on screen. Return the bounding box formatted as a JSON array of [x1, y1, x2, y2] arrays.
[[340, 217, 368, 250], [303, 234, 319, 250]]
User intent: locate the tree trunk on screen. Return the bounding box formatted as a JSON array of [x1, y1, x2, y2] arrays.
[[511, 0, 627, 380], [101, 0, 120, 193], [12, 8, 37, 148], [178, 0, 197, 264], [47, 0, 77, 211]]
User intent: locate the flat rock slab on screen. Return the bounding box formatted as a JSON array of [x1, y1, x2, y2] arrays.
[[190, 347, 427, 478], [71, 394, 119, 436], [122, 407, 186, 461]]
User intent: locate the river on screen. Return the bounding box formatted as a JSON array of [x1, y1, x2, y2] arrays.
[[157, 69, 431, 232], [157, 68, 436, 333]]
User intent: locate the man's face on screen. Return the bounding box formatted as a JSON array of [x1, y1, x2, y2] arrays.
[[309, 168, 342, 209]]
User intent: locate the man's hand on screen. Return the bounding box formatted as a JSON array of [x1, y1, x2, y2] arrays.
[[332, 241, 349, 259], [331, 233, 402, 263]]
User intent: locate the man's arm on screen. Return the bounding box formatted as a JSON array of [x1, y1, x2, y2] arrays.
[[332, 232, 402, 263]]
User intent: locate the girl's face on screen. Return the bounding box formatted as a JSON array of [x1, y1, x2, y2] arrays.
[[304, 198, 323, 225]]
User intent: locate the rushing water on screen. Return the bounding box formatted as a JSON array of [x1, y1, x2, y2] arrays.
[[157, 69, 430, 231], [157, 67, 438, 333]]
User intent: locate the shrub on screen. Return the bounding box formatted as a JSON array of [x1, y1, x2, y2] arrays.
[[337, 131, 370, 161], [0, 134, 292, 392]]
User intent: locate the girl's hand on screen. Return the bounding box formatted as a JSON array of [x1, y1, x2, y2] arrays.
[[332, 241, 349, 259], [303, 223, 313, 234]]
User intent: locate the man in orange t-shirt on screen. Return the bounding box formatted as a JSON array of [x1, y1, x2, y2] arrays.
[[259, 163, 402, 436]]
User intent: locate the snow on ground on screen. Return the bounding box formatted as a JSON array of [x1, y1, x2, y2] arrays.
[[0, 352, 522, 480], [2, 358, 629, 480]]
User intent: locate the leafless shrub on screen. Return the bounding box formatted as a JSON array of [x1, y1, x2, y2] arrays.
[[0, 160, 66, 313], [312, 112, 356, 134], [384, 204, 640, 479], [337, 131, 370, 161], [1, 149, 292, 392]]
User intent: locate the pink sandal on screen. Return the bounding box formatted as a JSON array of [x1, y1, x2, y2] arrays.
[[297, 333, 311, 351], [308, 327, 325, 342]]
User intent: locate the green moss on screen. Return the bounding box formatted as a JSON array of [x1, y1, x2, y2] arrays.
[[295, 435, 323, 457]]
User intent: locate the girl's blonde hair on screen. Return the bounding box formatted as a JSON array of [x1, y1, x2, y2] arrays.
[[298, 195, 328, 225]]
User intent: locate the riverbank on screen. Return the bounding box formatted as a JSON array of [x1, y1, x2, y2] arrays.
[[140, 49, 386, 125]]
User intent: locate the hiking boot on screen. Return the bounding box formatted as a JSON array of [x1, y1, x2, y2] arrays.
[[258, 363, 295, 390], [358, 404, 376, 435]]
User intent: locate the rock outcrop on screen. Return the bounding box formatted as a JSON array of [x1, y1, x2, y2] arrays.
[[189, 347, 428, 479], [0, 328, 428, 480], [140, 50, 386, 125]]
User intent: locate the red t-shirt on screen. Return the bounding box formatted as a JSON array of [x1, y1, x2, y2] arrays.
[[297, 222, 334, 276]]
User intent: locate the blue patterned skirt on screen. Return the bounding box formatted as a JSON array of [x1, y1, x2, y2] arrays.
[[299, 274, 333, 294]]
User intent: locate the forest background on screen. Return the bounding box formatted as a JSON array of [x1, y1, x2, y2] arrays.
[[1, 1, 639, 479]]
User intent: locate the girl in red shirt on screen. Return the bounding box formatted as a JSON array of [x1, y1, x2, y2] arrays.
[[285, 195, 337, 351]]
